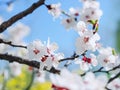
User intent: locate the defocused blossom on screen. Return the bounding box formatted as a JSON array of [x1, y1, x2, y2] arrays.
[[50, 69, 107, 90], [107, 78, 120, 90], [80, 0, 93, 3], [82, 0, 100, 9], [69, 8, 80, 17], [34, 71, 46, 83], [8, 23, 30, 44], [50, 69, 84, 90], [9, 62, 22, 76], [83, 72, 107, 90]]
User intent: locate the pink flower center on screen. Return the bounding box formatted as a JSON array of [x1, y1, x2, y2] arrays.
[[47, 48, 50, 54], [84, 81, 89, 84], [85, 15, 90, 19], [91, 11, 95, 15], [75, 13, 79, 16], [115, 84, 120, 89], [82, 56, 91, 63], [33, 49, 40, 54], [52, 84, 69, 90], [103, 59, 109, 63], [51, 54, 55, 61], [84, 37, 89, 43], [66, 19, 71, 23], [41, 55, 48, 62]]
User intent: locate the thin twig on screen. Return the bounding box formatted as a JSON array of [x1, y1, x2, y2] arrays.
[[0, 38, 27, 48], [59, 53, 79, 67], [108, 64, 120, 72], [61, 10, 71, 17], [59, 53, 79, 62], [81, 67, 107, 76], [81, 64, 120, 76], [0, 0, 45, 33], [93, 67, 104, 73], [107, 71, 120, 83]]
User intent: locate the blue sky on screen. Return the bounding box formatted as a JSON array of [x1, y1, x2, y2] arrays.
[[0, 0, 120, 57]]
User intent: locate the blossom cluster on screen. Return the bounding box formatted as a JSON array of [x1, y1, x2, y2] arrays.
[[46, 0, 118, 71], [44, 0, 119, 89], [0, 0, 120, 90], [50, 69, 107, 90], [27, 39, 64, 70]]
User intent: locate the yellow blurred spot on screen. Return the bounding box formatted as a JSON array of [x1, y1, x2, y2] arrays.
[[30, 82, 52, 90]]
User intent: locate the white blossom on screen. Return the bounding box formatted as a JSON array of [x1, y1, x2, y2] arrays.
[[107, 78, 120, 90], [109, 57, 120, 75], [80, 1, 102, 22], [46, 38, 59, 54], [97, 47, 118, 69], [62, 17, 77, 30], [80, 7, 102, 23], [48, 3, 61, 18], [76, 21, 87, 35], [27, 39, 64, 71], [83, 0, 100, 9], [75, 30, 100, 55], [75, 54, 97, 71], [27, 40, 48, 60], [8, 23, 30, 43], [69, 8, 80, 17]]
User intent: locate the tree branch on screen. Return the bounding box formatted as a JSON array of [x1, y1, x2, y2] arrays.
[[0, 53, 39, 68], [0, 53, 60, 74], [0, 38, 27, 48], [59, 53, 79, 62], [107, 71, 120, 84], [0, 0, 45, 33], [108, 64, 120, 72], [81, 64, 120, 76]]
